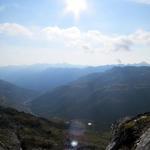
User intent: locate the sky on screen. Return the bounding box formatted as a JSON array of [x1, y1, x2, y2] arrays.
[[0, 0, 150, 66]]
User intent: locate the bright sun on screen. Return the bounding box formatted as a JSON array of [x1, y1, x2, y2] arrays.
[[65, 0, 88, 20]]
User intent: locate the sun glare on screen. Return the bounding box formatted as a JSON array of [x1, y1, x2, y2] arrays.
[[65, 0, 88, 20]]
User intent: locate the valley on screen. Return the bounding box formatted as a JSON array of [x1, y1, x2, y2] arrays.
[[1, 0, 150, 149], [0, 65, 150, 149], [30, 66, 150, 129]]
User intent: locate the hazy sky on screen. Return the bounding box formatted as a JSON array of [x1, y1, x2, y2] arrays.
[[0, 0, 150, 66]]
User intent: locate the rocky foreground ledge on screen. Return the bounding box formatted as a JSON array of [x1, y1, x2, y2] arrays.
[[0, 106, 109, 150], [0, 106, 149, 150], [106, 113, 150, 150], [0, 106, 65, 150]]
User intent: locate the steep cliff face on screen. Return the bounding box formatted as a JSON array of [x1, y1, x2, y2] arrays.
[[106, 113, 150, 150]]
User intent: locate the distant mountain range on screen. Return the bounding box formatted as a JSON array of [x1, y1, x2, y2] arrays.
[[0, 64, 113, 92], [0, 64, 150, 129], [30, 66, 150, 128], [0, 63, 149, 92]]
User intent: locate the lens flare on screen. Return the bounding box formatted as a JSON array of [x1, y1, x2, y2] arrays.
[[71, 140, 78, 147]]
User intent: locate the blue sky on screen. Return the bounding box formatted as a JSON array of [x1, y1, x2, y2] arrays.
[[0, 0, 150, 66]]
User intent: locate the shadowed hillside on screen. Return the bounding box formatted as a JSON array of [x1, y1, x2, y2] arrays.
[[0, 79, 37, 111], [31, 66, 150, 128]]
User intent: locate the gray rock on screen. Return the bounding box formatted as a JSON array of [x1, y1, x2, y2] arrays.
[[106, 113, 150, 150], [135, 128, 150, 150]]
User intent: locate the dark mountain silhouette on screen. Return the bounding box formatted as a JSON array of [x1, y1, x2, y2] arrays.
[[31, 66, 150, 128]]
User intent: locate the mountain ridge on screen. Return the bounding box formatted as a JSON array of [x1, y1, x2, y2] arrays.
[[0, 64, 113, 91], [30, 66, 150, 128]]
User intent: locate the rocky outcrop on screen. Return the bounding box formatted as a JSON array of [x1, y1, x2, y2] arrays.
[[106, 113, 150, 150], [135, 127, 150, 150]]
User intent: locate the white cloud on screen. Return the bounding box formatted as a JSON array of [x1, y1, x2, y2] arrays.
[[0, 23, 33, 37], [129, 29, 150, 44], [41, 26, 81, 41], [0, 23, 150, 53]]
